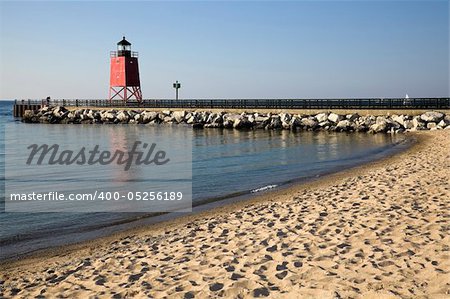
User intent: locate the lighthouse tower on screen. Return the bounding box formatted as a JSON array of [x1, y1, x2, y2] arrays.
[[109, 36, 142, 102]]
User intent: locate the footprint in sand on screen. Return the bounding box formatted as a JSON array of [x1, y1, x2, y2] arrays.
[[253, 287, 270, 297], [209, 282, 224, 291], [275, 271, 288, 280]]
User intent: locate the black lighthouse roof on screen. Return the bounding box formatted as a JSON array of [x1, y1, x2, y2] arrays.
[[117, 36, 131, 46]]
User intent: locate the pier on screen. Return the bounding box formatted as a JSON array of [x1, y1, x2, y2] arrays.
[[13, 97, 450, 117], [12, 100, 44, 117]]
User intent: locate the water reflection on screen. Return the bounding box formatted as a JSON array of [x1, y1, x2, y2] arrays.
[[108, 126, 134, 184]]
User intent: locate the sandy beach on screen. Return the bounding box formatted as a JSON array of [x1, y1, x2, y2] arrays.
[[1, 130, 449, 299]]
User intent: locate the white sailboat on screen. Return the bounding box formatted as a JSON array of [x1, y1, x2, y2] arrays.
[[403, 93, 411, 106]]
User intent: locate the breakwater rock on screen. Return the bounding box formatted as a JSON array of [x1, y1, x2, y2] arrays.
[[22, 106, 450, 133]]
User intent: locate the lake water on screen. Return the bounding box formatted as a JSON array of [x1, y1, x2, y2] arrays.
[[0, 101, 407, 260]]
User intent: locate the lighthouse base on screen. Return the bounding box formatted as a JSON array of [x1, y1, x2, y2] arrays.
[[109, 86, 142, 102]]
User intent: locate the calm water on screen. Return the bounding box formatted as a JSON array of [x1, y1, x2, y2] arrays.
[[0, 101, 407, 260]]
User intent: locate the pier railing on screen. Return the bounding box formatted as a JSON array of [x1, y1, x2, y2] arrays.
[[14, 98, 450, 114]]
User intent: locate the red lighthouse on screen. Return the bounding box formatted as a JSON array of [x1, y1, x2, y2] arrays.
[[109, 36, 142, 102]]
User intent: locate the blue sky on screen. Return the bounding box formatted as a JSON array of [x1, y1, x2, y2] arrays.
[[0, 1, 448, 99]]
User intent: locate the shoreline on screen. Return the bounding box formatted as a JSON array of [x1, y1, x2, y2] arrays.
[[1, 133, 413, 267], [2, 130, 449, 298]]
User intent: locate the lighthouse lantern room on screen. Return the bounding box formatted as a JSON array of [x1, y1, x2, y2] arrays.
[[109, 36, 142, 102]]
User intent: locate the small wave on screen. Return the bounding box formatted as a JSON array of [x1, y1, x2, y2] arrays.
[[251, 184, 278, 193]]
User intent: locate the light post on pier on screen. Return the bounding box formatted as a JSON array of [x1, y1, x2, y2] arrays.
[[173, 81, 181, 100]]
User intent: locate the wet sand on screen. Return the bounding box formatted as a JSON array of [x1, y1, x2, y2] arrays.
[[1, 131, 449, 298]]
